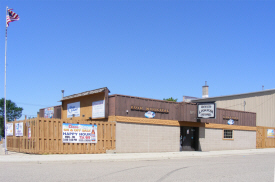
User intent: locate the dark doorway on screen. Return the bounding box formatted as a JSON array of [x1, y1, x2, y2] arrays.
[[180, 126, 199, 151]]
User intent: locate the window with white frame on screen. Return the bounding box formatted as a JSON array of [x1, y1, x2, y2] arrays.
[[223, 130, 233, 139]]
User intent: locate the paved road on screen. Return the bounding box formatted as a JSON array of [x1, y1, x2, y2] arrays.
[[1, 153, 274, 182], [1, 142, 275, 181]]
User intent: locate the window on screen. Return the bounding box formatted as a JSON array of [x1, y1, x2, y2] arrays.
[[223, 130, 233, 139]]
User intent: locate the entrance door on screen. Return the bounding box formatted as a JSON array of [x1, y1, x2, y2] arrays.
[[180, 127, 198, 151]]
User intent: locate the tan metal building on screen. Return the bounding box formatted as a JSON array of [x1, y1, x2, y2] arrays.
[[192, 89, 275, 127], [192, 88, 275, 148]]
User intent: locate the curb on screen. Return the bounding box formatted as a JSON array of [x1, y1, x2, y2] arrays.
[[0, 148, 275, 163]]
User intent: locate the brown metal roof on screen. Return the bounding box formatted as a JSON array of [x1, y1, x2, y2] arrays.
[[109, 94, 196, 105], [60, 87, 109, 101], [192, 88, 275, 103]]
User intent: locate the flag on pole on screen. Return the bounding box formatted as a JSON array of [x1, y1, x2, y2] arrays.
[[6, 9, 20, 27]]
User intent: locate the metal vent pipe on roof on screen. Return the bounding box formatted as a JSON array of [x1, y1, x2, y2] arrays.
[[61, 90, 64, 99], [202, 81, 209, 98]]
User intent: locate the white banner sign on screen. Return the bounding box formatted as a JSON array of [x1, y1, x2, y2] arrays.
[[67, 102, 80, 118], [198, 103, 216, 119], [62, 123, 97, 143], [6, 123, 13, 136], [267, 129, 274, 138], [28, 128, 31, 139], [15, 122, 24, 136], [92, 100, 105, 118]]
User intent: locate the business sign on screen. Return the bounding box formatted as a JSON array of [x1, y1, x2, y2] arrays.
[[6, 123, 13, 136], [131, 106, 169, 113], [197, 103, 216, 119], [92, 100, 105, 118], [44, 107, 54, 118], [223, 116, 239, 121], [145, 111, 155, 118], [267, 129, 274, 138], [62, 123, 97, 143], [15, 122, 23, 137], [67, 102, 80, 118], [227, 119, 234, 125]]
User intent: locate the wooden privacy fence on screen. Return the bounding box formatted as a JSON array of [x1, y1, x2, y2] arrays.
[[7, 118, 116, 154], [256, 126, 275, 148]]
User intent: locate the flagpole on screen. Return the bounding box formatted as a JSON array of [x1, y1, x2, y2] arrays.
[[4, 6, 8, 155]]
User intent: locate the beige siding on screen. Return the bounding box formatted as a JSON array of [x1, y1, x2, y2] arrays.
[[116, 122, 180, 153], [215, 93, 275, 127], [199, 128, 256, 151]]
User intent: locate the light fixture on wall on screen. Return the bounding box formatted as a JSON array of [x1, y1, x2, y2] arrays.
[[126, 110, 128, 114]]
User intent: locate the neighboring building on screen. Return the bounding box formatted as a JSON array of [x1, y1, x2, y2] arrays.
[[53, 87, 256, 152], [192, 86, 275, 148], [182, 96, 199, 102], [192, 89, 275, 128], [39, 105, 61, 119]]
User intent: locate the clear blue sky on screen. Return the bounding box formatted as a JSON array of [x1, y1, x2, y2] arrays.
[[1, 0, 274, 119]]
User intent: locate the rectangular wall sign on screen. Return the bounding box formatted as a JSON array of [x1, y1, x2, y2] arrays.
[[92, 100, 105, 118], [67, 102, 80, 118], [44, 107, 54, 118], [197, 103, 216, 119]]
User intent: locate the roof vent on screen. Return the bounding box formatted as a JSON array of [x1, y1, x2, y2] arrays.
[[202, 81, 209, 98]]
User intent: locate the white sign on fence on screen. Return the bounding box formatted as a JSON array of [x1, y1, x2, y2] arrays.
[[267, 129, 274, 138], [6, 123, 13, 136], [67, 102, 80, 118], [62, 123, 97, 143], [92, 100, 105, 118], [15, 122, 23, 136], [28, 128, 31, 139]]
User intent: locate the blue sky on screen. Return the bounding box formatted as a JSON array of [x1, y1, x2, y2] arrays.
[[0, 0, 274, 119]]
